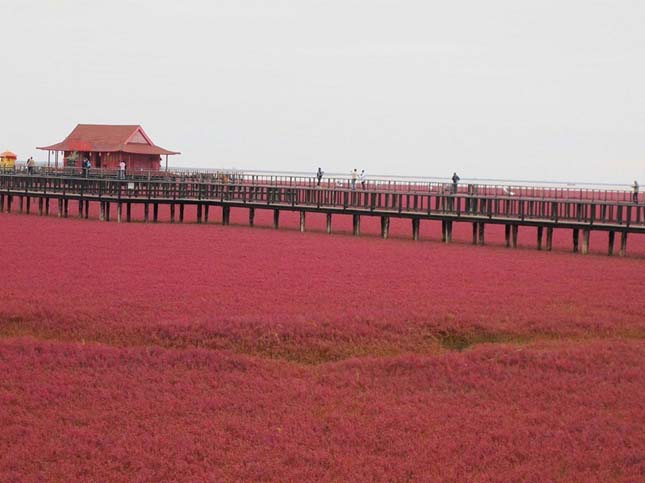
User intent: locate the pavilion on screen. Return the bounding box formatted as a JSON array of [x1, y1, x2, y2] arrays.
[[37, 124, 180, 171]]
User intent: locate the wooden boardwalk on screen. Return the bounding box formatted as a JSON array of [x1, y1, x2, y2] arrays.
[[1, 171, 644, 256]]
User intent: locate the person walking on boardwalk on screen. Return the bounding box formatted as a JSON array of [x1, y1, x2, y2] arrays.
[[26, 157, 34, 175], [359, 169, 367, 189], [351, 168, 358, 190], [83, 158, 91, 178], [633, 180, 639, 203], [119, 160, 126, 179], [452, 172, 460, 194], [316, 167, 324, 187]]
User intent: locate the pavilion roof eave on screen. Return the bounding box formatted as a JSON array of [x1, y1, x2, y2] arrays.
[[36, 144, 181, 156]]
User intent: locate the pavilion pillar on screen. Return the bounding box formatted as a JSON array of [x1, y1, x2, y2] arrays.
[[326, 213, 332, 234], [381, 216, 389, 239]]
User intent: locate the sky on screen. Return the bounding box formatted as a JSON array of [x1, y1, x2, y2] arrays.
[[1, 0, 644, 184]]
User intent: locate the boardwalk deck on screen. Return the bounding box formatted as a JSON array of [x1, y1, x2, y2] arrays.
[[1, 172, 643, 256]]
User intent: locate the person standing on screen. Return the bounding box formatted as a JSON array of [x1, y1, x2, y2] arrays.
[[83, 158, 91, 178], [633, 180, 639, 203], [316, 167, 324, 187], [359, 169, 366, 189], [26, 156, 34, 175], [452, 172, 460, 194], [351, 168, 358, 190], [119, 160, 126, 179]]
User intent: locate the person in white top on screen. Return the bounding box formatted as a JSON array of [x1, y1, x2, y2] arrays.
[[119, 160, 126, 179], [351, 168, 358, 190], [359, 170, 366, 189]]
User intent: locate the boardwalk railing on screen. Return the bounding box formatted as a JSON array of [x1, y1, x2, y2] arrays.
[[1, 171, 643, 256]]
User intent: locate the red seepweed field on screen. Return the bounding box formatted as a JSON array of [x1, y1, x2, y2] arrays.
[[1, 210, 644, 481]]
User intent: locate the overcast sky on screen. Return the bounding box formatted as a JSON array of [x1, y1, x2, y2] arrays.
[[1, 0, 644, 183]]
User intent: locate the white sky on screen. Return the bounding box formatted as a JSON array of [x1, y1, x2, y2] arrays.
[[1, 0, 644, 183]]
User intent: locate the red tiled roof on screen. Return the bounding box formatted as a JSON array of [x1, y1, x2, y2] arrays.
[[37, 124, 180, 155], [1, 151, 17, 158]]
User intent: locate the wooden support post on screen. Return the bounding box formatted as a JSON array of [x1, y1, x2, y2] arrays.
[[412, 218, 420, 241], [619, 232, 628, 257], [78, 200, 83, 218], [99, 201, 105, 221], [0, 194, 4, 212], [84, 201, 89, 219], [442, 220, 453, 243], [104, 202, 109, 221], [381, 216, 389, 239], [153, 204, 159, 223], [608, 231, 615, 256], [537, 226, 544, 250], [170, 204, 175, 223], [19, 196, 23, 213], [63, 199, 69, 218], [505, 224, 511, 247], [352, 214, 360, 236], [144, 203, 149, 223], [38, 197, 43, 216], [223, 206, 230, 225], [581, 229, 590, 255], [26, 196, 31, 214], [326, 213, 332, 234], [478, 222, 485, 245], [249, 207, 255, 226], [58, 199, 63, 218], [204, 205, 209, 223], [126, 203, 132, 222], [179, 204, 184, 223], [546, 227, 553, 251], [273, 209, 280, 229], [45, 198, 49, 216], [117, 203, 123, 223], [572, 228, 579, 253], [6, 195, 11, 213], [472, 223, 478, 245], [511, 224, 518, 248], [299, 211, 306, 232], [196, 203, 202, 224]]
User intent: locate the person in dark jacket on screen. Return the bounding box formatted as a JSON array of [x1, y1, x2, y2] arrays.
[[316, 167, 324, 186], [452, 172, 460, 193]]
